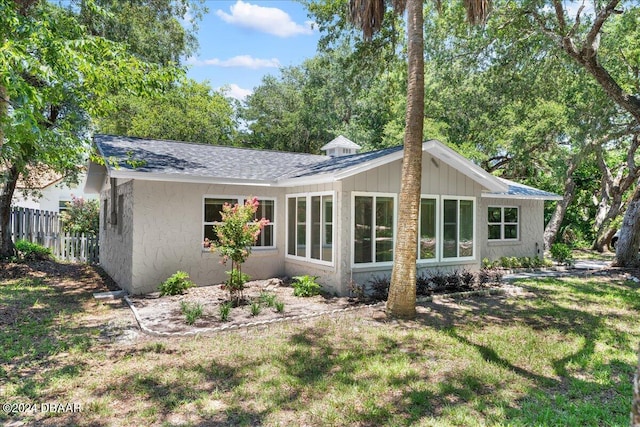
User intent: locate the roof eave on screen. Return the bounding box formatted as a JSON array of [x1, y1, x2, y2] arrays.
[[109, 169, 277, 187], [424, 140, 509, 193], [481, 193, 564, 201]]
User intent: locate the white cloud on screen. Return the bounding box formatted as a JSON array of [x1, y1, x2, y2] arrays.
[[216, 0, 315, 38], [186, 55, 280, 69], [223, 84, 253, 101]]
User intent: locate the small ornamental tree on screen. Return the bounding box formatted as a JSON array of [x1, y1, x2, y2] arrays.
[[60, 196, 100, 235], [211, 197, 269, 304]]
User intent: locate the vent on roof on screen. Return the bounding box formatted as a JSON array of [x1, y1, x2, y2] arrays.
[[320, 135, 361, 157]]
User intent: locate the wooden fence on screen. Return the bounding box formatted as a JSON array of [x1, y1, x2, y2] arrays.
[[9, 207, 99, 264]]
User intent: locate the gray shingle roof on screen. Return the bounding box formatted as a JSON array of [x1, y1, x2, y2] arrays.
[[93, 135, 561, 200], [95, 135, 328, 182], [483, 177, 563, 200]]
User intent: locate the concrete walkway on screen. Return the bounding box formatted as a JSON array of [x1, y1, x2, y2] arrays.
[[503, 260, 611, 280]]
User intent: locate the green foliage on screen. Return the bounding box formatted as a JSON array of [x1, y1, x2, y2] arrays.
[[219, 302, 232, 322], [96, 79, 237, 144], [259, 292, 277, 308], [14, 240, 52, 262], [158, 271, 194, 296], [292, 275, 322, 297], [60, 196, 100, 235], [249, 301, 262, 316], [550, 243, 574, 266], [274, 301, 285, 313], [0, 0, 182, 258], [212, 197, 269, 303], [179, 301, 203, 325]]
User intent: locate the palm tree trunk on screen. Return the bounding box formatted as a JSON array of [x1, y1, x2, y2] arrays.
[[386, 0, 424, 319]]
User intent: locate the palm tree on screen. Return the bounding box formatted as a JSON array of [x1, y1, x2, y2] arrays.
[[349, 0, 490, 318]]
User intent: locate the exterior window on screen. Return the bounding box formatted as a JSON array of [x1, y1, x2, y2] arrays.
[[311, 195, 333, 262], [59, 200, 70, 213], [353, 194, 395, 264], [287, 193, 334, 264], [204, 197, 275, 248], [287, 196, 307, 257], [419, 198, 437, 260], [442, 198, 475, 259], [488, 206, 519, 240], [254, 200, 275, 247]]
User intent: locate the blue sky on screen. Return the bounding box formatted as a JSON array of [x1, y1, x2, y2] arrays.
[[185, 1, 322, 100]]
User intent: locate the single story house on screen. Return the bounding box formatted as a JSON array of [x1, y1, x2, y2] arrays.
[[85, 134, 561, 295]]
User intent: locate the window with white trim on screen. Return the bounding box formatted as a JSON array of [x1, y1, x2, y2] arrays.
[[488, 206, 519, 240], [353, 193, 395, 264], [442, 198, 475, 259], [419, 197, 437, 260], [203, 197, 275, 248], [287, 192, 334, 264]]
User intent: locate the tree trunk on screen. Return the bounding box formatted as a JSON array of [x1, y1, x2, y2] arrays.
[[592, 137, 639, 252], [543, 156, 581, 249], [613, 183, 640, 267], [0, 165, 20, 259], [386, 0, 424, 319]]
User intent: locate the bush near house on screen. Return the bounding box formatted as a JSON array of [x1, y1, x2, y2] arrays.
[[158, 271, 194, 296]]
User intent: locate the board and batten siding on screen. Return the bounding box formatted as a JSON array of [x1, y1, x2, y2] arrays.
[[338, 154, 484, 291], [283, 181, 344, 295], [478, 197, 545, 261]]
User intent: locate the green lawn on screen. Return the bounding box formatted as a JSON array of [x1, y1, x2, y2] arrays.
[[1, 262, 638, 426]]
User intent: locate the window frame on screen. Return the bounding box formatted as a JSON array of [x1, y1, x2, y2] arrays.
[[351, 191, 398, 268], [202, 195, 276, 250], [417, 195, 440, 264], [285, 191, 335, 267], [487, 205, 519, 241], [441, 196, 476, 262]]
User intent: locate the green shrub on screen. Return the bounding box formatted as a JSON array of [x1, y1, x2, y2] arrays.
[[292, 275, 321, 297], [550, 243, 574, 265], [274, 301, 285, 313], [180, 301, 203, 325], [259, 292, 277, 307], [14, 239, 52, 261], [250, 301, 262, 316], [219, 302, 232, 322], [158, 271, 194, 296]]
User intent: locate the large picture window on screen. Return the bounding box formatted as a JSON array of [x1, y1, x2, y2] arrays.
[[203, 197, 275, 248], [442, 198, 475, 259], [419, 198, 437, 260], [488, 206, 519, 240], [353, 193, 395, 264], [287, 192, 334, 265]]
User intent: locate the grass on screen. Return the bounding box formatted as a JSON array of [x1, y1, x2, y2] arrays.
[[1, 260, 638, 426]]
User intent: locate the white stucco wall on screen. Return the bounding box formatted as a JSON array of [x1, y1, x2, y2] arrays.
[[99, 179, 134, 291], [128, 181, 287, 294]]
